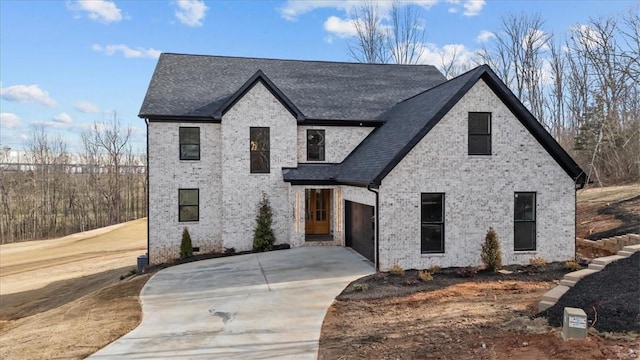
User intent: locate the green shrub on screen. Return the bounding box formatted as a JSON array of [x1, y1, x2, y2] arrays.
[[253, 193, 276, 252], [353, 283, 368, 292], [481, 227, 503, 271], [180, 227, 193, 259]]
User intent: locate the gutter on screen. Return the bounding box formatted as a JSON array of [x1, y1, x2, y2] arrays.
[[145, 118, 150, 265], [367, 184, 380, 271]]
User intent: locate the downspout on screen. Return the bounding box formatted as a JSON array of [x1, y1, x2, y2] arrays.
[[574, 172, 586, 260], [367, 184, 380, 272], [145, 118, 150, 266]]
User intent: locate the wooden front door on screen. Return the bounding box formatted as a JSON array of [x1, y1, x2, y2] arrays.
[[305, 189, 331, 235]]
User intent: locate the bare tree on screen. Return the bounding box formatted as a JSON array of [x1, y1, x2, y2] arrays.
[[348, 1, 387, 63], [348, 1, 427, 64], [478, 13, 551, 125]]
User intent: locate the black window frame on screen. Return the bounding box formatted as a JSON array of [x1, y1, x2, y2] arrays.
[[468, 112, 491, 155], [178, 188, 199, 222], [179, 127, 200, 161], [250, 127, 270, 173], [514, 192, 536, 251], [421, 193, 445, 254], [306, 129, 325, 161]]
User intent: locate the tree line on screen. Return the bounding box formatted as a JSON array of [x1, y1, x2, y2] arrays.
[[348, 2, 639, 186], [0, 114, 146, 243]]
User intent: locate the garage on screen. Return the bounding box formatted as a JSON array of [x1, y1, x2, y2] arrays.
[[344, 200, 375, 263]]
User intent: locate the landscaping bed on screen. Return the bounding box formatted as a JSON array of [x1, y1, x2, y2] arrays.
[[338, 261, 571, 301], [320, 260, 640, 360], [538, 252, 640, 333]]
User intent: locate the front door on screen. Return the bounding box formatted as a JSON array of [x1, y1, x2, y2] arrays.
[[305, 189, 331, 235]]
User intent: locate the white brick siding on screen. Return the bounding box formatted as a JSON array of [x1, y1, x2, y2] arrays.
[[148, 122, 222, 264], [220, 81, 298, 253], [378, 79, 576, 270], [297, 126, 373, 163]]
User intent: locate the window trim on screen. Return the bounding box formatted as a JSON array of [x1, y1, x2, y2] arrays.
[[421, 193, 445, 254], [178, 188, 199, 222], [514, 192, 536, 251], [250, 127, 270, 173], [306, 129, 326, 161], [468, 112, 492, 155], [179, 127, 200, 161]]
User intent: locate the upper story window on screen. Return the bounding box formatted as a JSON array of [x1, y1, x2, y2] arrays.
[[468, 112, 491, 155], [179, 188, 199, 222], [421, 193, 445, 253], [250, 127, 270, 173], [514, 192, 536, 251], [307, 129, 325, 161], [179, 127, 200, 160]]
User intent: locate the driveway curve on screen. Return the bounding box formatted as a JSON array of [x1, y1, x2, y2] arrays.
[[91, 247, 374, 359]]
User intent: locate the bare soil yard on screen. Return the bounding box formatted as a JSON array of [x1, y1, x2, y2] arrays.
[[0, 219, 148, 360], [576, 184, 640, 240]]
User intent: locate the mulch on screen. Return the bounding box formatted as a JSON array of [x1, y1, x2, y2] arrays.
[[537, 252, 640, 333], [338, 262, 571, 301], [587, 195, 640, 239]]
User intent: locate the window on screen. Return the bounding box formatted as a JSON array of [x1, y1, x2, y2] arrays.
[[468, 112, 491, 155], [514, 192, 536, 250], [179, 127, 200, 160], [179, 189, 199, 222], [250, 127, 270, 173], [307, 129, 325, 161], [421, 193, 444, 253]]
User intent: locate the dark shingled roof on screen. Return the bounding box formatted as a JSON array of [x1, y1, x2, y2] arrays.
[[286, 65, 587, 187], [139, 53, 447, 121]]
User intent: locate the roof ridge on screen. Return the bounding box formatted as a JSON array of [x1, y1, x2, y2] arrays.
[[160, 52, 438, 68]]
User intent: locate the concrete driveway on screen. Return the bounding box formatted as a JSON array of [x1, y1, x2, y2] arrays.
[[91, 247, 374, 359]]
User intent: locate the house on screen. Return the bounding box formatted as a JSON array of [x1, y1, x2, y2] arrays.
[[140, 53, 587, 271]]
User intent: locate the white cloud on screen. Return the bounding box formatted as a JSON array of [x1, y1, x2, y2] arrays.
[[52, 112, 73, 124], [174, 0, 208, 27], [463, 0, 485, 16], [280, 0, 437, 21], [1, 113, 22, 129], [92, 44, 161, 59], [74, 0, 122, 23], [476, 30, 495, 43], [324, 16, 359, 38], [417, 43, 476, 75], [75, 101, 101, 113], [0, 83, 57, 107]]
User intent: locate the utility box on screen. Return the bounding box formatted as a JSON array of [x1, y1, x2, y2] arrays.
[[562, 307, 588, 340], [137, 254, 148, 274]]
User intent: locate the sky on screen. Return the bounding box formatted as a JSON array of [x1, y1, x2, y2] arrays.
[[1, 0, 637, 153]]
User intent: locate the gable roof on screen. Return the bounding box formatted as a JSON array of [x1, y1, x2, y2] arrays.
[[212, 70, 304, 121], [139, 53, 446, 121], [285, 65, 587, 187]]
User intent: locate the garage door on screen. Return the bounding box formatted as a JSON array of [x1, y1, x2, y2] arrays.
[[344, 200, 375, 263]]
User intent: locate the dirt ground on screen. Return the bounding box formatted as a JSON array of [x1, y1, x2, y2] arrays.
[[0, 219, 148, 360], [576, 184, 640, 240], [320, 274, 639, 360]]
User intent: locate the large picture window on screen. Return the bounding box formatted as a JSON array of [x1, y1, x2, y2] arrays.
[[421, 193, 444, 253], [514, 192, 536, 250], [179, 127, 200, 160], [250, 127, 270, 173], [307, 129, 325, 161], [179, 189, 199, 222], [468, 112, 491, 155]]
